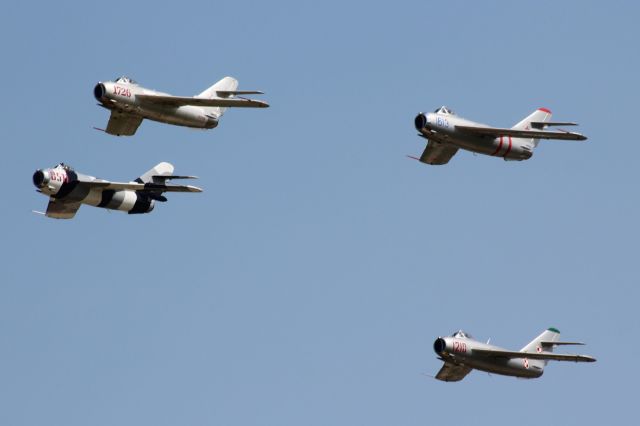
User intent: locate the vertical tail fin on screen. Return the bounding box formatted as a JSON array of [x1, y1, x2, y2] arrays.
[[512, 108, 553, 148], [521, 327, 561, 367], [196, 76, 239, 118], [135, 162, 174, 184]]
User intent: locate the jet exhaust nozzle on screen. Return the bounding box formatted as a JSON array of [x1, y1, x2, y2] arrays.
[[94, 83, 106, 101], [415, 113, 428, 131], [433, 337, 447, 355], [33, 169, 48, 188]]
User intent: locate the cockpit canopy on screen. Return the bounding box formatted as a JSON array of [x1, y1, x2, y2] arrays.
[[434, 106, 455, 115], [114, 76, 137, 84], [451, 330, 472, 339], [55, 162, 73, 171]]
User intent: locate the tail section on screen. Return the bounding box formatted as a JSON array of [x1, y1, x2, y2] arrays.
[[135, 162, 174, 184], [520, 327, 561, 368], [196, 76, 239, 118], [511, 108, 552, 148]]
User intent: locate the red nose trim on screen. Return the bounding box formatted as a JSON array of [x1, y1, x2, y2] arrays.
[[538, 107, 552, 114]]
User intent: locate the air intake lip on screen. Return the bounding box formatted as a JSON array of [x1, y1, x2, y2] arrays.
[[33, 170, 46, 188], [433, 337, 446, 354], [415, 113, 427, 130], [93, 83, 106, 101]]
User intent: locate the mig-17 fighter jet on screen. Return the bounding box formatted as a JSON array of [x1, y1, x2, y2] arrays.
[[94, 76, 268, 136], [412, 106, 587, 164], [432, 328, 595, 382], [33, 162, 201, 219]]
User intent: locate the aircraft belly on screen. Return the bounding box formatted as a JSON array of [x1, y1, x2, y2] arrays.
[[450, 135, 533, 161], [138, 104, 207, 128], [97, 190, 138, 212], [448, 135, 496, 156], [81, 189, 103, 207], [54, 181, 90, 203], [466, 357, 541, 378]]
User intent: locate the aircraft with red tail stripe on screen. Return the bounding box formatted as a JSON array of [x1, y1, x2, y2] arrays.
[[412, 106, 587, 165]]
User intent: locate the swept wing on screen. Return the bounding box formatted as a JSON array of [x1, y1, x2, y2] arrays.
[[435, 362, 472, 382], [105, 110, 144, 136], [455, 125, 587, 141], [136, 94, 269, 108], [417, 140, 459, 165], [46, 199, 81, 219], [87, 180, 202, 193], [473, 348, 596, 362]]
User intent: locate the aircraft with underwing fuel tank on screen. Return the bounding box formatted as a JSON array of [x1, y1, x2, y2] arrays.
[[94, 76, 269, 136], [32, 162, 201, 219], [432, 328, 595, 382], [412, 107, 587, 165]]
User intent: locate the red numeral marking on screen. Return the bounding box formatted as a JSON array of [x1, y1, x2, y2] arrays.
[[453, 341, 467, 353], [113, 86, 131, 97]]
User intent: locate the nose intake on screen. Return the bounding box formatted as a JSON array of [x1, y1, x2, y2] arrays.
[[415, 113, 427, 131], [93, 83, 106, 101], [33, 170, 47, 188], [433, 338, 446, 355]]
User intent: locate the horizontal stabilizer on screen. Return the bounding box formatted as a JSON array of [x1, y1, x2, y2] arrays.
[[531, 121, 578, 128], [540, 341, 585, 347]]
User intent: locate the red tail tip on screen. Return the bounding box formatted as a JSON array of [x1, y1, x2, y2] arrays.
[[538, 107, 552, 114]]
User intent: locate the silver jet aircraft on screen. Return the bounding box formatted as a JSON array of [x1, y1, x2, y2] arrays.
[[94, 76, 268, 136], [432, 328, 595, 382], [33, 162, 201, 219], [412, 107, 587, 164]]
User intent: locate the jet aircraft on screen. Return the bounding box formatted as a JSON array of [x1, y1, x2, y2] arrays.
[[432, 328, 595, 382], [33, 162, 201, 219], [94, 76, 268, 136], [412, 107, 587, 164]]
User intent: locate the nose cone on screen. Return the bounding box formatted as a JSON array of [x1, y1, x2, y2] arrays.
[[433, 337, 447, 355], [415, 112, 428, 131], [33, 169, 48, 188], [94, 82, 106, 101]]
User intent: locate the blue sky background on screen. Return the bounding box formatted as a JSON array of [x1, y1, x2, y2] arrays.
[[2, 1, 638, 425]]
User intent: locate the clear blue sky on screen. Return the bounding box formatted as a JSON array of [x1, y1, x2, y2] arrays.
[[2, 1, 638, 425]]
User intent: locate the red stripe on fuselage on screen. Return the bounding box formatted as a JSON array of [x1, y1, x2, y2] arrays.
[[503, 136, 512, 158], [491, 136, 504, 156]]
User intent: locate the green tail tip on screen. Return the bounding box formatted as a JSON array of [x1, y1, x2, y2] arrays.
[[547, 327, 560, 333]]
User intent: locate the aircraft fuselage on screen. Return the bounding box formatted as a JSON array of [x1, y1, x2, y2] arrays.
[[415, 112, 534, 161], [33, 164, 155, 215], [94, 81, 218, 129], [434, 336, 544, 379]]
